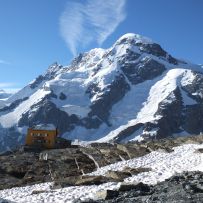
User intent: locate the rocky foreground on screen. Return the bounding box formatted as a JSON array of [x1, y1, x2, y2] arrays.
[[1, 135, 203, 202], [92, 171, 203, 203]]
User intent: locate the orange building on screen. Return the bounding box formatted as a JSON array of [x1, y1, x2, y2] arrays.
[[25, 124, 59, 149]]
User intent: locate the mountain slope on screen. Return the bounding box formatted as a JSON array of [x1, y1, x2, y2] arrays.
[[0, 33, 203, 151]]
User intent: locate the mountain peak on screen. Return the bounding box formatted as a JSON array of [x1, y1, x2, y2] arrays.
[[46, 62, 62, 74], [42, 62, 64, 79], [116, 33, 153, 45]]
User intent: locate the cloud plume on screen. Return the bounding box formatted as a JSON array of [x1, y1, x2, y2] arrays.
[[59, 0, 126, 55]]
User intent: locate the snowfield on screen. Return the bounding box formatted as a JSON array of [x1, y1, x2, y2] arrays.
[[1, 144, 203, 203]]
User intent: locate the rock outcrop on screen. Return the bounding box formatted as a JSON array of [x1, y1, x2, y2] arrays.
[[94, 171, 203, 203]]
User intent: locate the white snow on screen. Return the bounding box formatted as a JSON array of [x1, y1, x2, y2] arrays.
[[32, 124, 56, 130], [116, 33, 153, 45], [0, 181, 118, 203], [1, 144, 203, 202], [61, 105, 90, 118]]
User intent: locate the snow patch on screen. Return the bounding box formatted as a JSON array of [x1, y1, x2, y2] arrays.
[[116, 33, 153, 45], [61, 105, 90, 118]]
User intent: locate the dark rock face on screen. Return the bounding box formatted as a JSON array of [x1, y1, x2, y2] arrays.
[[29, 63, 62, 89], [154, 87, 184, 138], [59, 92, 67, 100], [121, 57, 166, 85], [118, 49, 141, 65], [179, 71, 203, 135], [0, 152, 37, 189], [0, 97, 28, 112], [29, 75, 45, 89], [181, 72, 203, 102], [183, 104, 203, 134], [119, 182, 151, 193], [70, 53, 84, 69], [137, 43, 178, 65], [85, 83, 101, 99], [87, 74, 130, 125], [18, 100, 79, 134]]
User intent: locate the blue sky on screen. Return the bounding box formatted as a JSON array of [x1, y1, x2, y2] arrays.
[[0, 0, 202, 92]]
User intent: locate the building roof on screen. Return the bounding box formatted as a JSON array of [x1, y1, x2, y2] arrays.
[[31, 124, 56, 131]]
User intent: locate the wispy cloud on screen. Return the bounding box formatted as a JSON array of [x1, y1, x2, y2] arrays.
[[60, 0, 126, 55], [0, 59, 10, 65]]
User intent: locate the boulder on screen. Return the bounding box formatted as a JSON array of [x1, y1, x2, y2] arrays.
[[119, 182, 151, 193], [95, 190, 119, 200], [53, 175, 118, 188], [195, 148, 203, 153], [121, 167, 151, 175], [116, 144, 150, 159], [31, 190, 47, 195], [105, 170, 132, 181]]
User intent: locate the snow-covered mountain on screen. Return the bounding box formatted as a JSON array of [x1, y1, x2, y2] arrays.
[[0, 33, 203, 151]]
